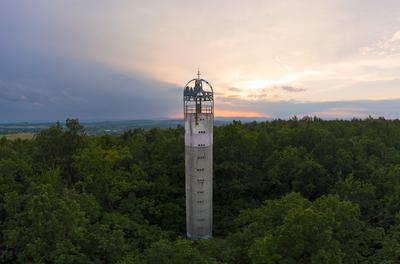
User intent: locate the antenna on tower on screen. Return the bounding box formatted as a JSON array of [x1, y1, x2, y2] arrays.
[[197, 69, 201, 80]]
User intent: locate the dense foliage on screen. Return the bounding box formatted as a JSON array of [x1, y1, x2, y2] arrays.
[[2, 117, 400, 263]]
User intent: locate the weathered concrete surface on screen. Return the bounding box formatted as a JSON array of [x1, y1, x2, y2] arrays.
[[185, 113, 213, 239]]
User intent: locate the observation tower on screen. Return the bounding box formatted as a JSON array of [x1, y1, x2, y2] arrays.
[[184, 71, 214, 240]]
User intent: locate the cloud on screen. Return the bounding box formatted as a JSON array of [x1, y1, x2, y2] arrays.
[[226, 87, 242, 93], [0, 51, 181, 122], [389, 31, 400, 42], [215, 96, 400, 119], [1, 1, 400, 121], [360, 30, 400, 57], [272, 85, 306, 93], [0, 81, 29, 102], [222, 85, 307, 101], [311, 108, 368, 118], [0, 80, 48, 104]]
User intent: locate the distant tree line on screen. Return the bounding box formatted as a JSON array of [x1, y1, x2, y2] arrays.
[[2, 117, 400, 263]]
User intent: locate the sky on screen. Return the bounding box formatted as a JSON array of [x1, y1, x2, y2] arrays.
[[1, 0, 400, 122]]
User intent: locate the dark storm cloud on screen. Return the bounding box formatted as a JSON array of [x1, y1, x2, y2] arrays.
[[0, 50, 181, 122], [0, 1, 181, 122]]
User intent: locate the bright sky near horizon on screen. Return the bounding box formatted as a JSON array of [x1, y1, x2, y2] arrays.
[[1, 0, 400, 121]]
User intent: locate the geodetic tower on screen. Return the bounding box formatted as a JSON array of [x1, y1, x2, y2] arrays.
[[184, 71, 214, 240]]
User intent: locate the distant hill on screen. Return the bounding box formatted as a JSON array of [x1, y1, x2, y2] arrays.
[[0, 118, 269, 135]]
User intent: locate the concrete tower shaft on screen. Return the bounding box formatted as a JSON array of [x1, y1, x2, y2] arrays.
[[184, 72, 214, 240]]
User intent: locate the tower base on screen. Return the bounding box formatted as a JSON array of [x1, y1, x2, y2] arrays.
[[187, 233, 211, 240]]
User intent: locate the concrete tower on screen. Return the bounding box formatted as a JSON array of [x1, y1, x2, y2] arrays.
[[184, 71, 214, 240]]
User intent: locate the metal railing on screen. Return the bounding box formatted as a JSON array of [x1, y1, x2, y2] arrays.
[[184, 105, 213, 114]]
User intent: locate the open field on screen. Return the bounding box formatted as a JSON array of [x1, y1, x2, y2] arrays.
[[1, 132, 35, 140]]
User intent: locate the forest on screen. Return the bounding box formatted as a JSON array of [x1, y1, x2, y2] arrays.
[[2, 117, 400, 263]]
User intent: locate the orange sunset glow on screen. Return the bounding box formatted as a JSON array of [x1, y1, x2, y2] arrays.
[[170, 109, 268, 119]]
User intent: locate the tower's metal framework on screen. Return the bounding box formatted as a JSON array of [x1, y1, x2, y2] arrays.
[[184, 71, 214, 240]]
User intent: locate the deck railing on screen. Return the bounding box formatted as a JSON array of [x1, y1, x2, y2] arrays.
[[184, 105, 213, 114]]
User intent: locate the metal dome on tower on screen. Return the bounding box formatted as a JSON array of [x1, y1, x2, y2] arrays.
[[184, 70, 214, 116]]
